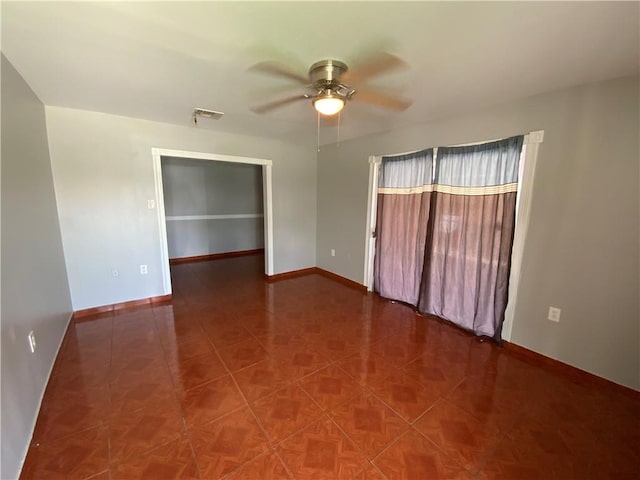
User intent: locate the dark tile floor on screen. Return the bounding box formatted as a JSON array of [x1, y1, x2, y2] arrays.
[[21, 255, 639, 479]]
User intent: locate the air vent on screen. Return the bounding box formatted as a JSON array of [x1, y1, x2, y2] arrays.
[[193, 108, 224, 120]]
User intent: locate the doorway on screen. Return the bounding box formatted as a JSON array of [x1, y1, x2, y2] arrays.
[[152, 148, 274, 296]]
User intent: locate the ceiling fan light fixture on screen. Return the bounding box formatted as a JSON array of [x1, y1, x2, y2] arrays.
[[250, 54, 411, 115], [313, 92, 344, 116]]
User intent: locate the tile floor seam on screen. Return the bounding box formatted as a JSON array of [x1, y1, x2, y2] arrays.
[[362, 460, 391, 480], [83, 468, 110, 480], [378, 427, 469, 479], [167, 430, 202, 479], [182, 432, 204, 480], [407, 423, 478, 476], [276, 359, 330, 384], [357, 380, 425, 425], [408, 396, 446, 426], [188, 415, 266, 480], [271, 413, 332, 452], [149, 306, 195, 429], [267, 410, 329, 450], [450, 394, 521, 436], [223, 447, 275, 480], [469, 427, 513, 478], [203, 322, 240, 379], [191, 401, 249, 432], [466, 432, 509, 478], [33, 416, 109, 446], [202, 327, 255, 350], [106, 420, 113, 476], [371, 420, 415, 461], [212, 451, 265, 480], [292, 377, 322, 407], [324, 406, 410, 468], [108, 434, 187, 468], [272, 448, 296, 479], [183, 418, 202, 479], [174, 371, 230, 394], [227, 368, 276, 452], [368, 426, 410, 464]]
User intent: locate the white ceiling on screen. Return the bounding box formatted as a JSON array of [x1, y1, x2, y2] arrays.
[[3, 1, 638, 145]]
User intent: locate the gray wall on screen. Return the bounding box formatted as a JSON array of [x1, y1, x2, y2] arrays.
[[1, 56, 73, 479], [317, 76, 640, 390], [162, 157, 264, 258], [45, 106, 317, 311]]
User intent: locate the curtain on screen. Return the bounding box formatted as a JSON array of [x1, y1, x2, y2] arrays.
[[374, 149, 433, 306], [374, 136, 523, 342], [418, 136, 523, 341]]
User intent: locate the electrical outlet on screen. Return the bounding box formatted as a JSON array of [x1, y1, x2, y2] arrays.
[[28, 331, 36, 353], [140, 264, 148, 275], [331, 249, 336, 257], [112, 269, 119, 277], [548, 306, 561, 323], [147, 199, 155, 209]]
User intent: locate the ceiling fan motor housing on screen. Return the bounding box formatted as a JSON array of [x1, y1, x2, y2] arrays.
[[309, 60, 348, 89]]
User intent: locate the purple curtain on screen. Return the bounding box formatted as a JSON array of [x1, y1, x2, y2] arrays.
[[374, 149, 433, 306], [374, 136, 523, 341]]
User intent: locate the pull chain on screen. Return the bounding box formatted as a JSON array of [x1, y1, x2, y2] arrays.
[[336, 111, 341, 147], [317, 111, 320, 152]]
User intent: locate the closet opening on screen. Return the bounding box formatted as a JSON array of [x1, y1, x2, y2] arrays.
[[152, 148, 274, 296]]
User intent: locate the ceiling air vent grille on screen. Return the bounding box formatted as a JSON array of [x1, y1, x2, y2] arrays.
[[193, 108, 224, 120]]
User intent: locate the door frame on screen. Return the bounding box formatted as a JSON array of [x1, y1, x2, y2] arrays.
[[362, 131, 544, 341], [152, 148, 274, 295]]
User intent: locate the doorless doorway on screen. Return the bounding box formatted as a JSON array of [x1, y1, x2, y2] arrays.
[[152, 148, 274, 295]]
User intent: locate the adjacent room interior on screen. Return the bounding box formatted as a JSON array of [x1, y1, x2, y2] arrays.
[[2, 2, 639, 479], [161, 156, 265, 269]]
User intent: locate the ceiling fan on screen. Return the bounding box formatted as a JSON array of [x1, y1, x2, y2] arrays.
[[249, 52, 412, 116]]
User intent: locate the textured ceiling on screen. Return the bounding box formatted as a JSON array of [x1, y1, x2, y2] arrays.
[[2, 1, 638, 145]]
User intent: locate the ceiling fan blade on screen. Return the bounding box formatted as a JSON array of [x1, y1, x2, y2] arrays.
[[250, 83, 307, 100], [249, 61, 309, 85], [251, 95, 308, 114], [351, 88, 412, 111], [342, 52, 408, 84]]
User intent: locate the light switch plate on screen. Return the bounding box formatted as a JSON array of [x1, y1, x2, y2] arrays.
[[548, 306, 561, 322]]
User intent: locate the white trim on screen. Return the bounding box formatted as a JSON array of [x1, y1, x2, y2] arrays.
[[262, 164, 274, 275], [166, 214, 264, 221], [156, 148, 272, 166], [152, 148, 274, 294], [502, 129, 544, 341], [152, 149, 172, 295], [363, 155, 381, 291]]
